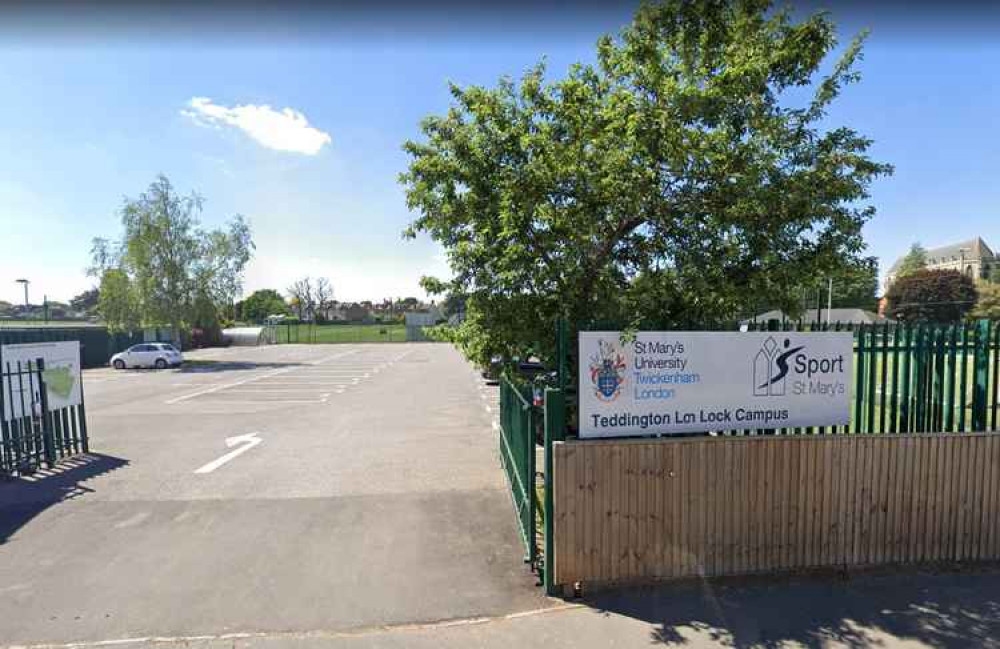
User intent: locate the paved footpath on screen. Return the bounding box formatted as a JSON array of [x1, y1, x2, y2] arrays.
[[5, 343, 1000, 648]]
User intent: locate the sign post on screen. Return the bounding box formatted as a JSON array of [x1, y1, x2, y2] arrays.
[[579, 331, 852, 438]]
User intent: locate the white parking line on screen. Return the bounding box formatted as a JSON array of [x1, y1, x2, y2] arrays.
[[166, 350, 359, 404], [185, 398, 330, 404], [165, 366, 297, 404], [289, 372, 372, 376], [243, 379, 358, 387], [224, 388, 334, 394]]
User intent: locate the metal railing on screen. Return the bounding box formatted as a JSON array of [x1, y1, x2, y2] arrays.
[[499, 376, 539, 568], [1, 357, 88, 477], [271, 323, 409, 344], [739, 320, 1000, 435]]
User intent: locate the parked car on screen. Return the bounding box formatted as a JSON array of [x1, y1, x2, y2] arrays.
[[110, 343, 183, 369], [481, 355, 549, 383]]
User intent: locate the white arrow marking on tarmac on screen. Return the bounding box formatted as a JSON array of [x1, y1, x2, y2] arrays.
[[194, 432, 263, 474]]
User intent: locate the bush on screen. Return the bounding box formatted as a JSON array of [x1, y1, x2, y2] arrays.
[[971, 283, 1000, 320]]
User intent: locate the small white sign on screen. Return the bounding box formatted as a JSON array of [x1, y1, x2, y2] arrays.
[[1, 341, 82, 421], [579, 331, 852, 438]]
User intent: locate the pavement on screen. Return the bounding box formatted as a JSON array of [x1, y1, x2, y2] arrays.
[[5, 342, 1000, 648]]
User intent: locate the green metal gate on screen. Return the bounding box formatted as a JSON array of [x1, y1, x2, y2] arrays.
[[1, 356, 89, 478], [498, 376, 539, 568]]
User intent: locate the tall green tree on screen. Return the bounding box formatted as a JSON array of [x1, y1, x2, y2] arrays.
[[895, 243, 928, 278], [886, 269, 977, 323], [237, 289, 290, 323], [96, 268, 140, 332], [90, 175, 254, 337], [401, 0, 892, 367]]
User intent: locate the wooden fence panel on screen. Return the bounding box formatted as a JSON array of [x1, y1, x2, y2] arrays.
[[553, 433, 1000, 588]]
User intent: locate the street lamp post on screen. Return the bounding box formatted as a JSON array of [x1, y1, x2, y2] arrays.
[[827, 276, 833, 326], [15, 278, 29, 310]]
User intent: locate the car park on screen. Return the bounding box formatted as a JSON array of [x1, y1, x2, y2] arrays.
[[110, 343, 184, 369]]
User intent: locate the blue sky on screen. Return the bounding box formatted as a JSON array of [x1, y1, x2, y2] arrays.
[[0, 3, 998, 305]]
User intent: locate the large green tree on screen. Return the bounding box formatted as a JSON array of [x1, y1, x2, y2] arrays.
[[237, 289, 290, 323], [886, 269, 977, 323], [90, 175, 254, 337], [401, 0, 892, 367]]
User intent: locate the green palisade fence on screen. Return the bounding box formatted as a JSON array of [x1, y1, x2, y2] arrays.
[[1, 357, 89, 478], [499, 376, 539, 568], [0, 327, 144, 368], [272, 323, 409, 344]]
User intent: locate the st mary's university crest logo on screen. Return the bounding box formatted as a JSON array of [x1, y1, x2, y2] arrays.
[[590, 339, 627, 402]]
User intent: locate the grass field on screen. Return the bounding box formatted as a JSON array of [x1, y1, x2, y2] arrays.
[[276, 323, 407, 344]]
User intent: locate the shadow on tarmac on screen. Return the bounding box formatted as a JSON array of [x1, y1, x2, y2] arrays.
[[585, 568, 1000, 647], [173, 360, 308, 373], [0, 453, 129, 544]]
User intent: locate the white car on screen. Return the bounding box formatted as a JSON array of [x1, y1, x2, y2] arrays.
[[110, 343, 184, 370]]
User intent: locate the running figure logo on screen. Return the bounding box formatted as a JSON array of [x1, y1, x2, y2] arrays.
[[753, 337, 805, 397]]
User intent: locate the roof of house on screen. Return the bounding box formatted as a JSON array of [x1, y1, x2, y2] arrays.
[[888, 237, 995, 274], [747, 308, 891, 325]]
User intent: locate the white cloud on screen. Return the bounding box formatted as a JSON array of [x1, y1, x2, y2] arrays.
[[182, 97, 331, 155]]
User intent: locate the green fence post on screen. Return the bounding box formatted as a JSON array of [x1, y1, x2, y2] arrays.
[[914, 325, 927, 432], [854, 324, 866, 434], [948, 325, 959, 431], [900, 325, 912, 432], [867, 324, 877, 434], [543, 387, 566, 595], [520, 383, 537, 567], [959, 324, 970, 432], [36, 358, 56, 467], [557, 318, 569, 393], [973, 319, 991, 431], [932, 326, 945, 431], [992, 324, 1000, 431]]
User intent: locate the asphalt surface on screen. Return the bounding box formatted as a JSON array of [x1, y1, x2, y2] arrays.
[[0, 343, 549, 646]]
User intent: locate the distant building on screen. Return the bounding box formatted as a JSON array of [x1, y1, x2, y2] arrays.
[[746, 308, 891, 326], [885, 237, 995, 291], [404, 306, 444, 341], [321, 303, 373, 323], [403, 305, 443, 327]]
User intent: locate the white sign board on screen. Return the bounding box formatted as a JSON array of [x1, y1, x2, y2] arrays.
[[1, 341, 82, 421], [579, 331, 852, 438]]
